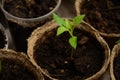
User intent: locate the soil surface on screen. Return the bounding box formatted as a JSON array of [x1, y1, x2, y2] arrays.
[[81, 0, 120, 34], [0, 58, 36, 80], [103, 37, 119, 49], [114, 51, 120, 80], [4, 0, 56, 18], [34, 29, 105, 80], [0, 29, 7, 48]]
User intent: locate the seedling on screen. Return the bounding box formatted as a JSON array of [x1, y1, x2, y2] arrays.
[[53, 13, 85, 58]]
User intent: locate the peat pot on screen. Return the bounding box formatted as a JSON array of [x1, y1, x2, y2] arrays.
[[75, 0, 120, 49], [0, 49, 44, 80], [27, 20, 110, 80], [0, 23, 8, 49]]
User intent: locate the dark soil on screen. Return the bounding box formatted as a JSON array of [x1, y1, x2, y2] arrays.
[[4, 0, 57, 18], [0, 58, 36, 80], [80, 0, 120, 34], [34, 29, 105, 80], [102, 37, 119, 49], [114, 50, 120, 80], [0, 29, 7, 48]]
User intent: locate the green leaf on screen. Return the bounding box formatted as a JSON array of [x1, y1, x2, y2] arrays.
[[52, 13, 66, 26], [73, 14, 85, 26], [69, 36, 77, 49], [65, 19, 71, 29], [57, 26, 68, 36]]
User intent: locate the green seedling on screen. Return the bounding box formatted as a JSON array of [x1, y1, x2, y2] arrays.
[[53, 13, 85, 58]]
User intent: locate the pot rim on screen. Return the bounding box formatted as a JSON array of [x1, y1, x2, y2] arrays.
[[0, 0, 61, 22], [75, 0, 120, 38], [110, 43, 120, 80], [27, 20, 110, 80]]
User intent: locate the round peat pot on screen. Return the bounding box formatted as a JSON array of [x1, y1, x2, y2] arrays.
[[0, 23, 8, 49], [110, 44, 120, 80], [27, 20, 110, 80], [1, 0, 61, 27], [0, 49, 44, 80], [75, 0, 120, 37]]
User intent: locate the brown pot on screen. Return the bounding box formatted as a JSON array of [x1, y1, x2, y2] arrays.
[[110, 43, 120, 80], [75, 0, 120, 38], [75, 0, 120, 49], [27, 20, 110, 80], [0, 23, 8, 49], [0, 49, 44, 80]]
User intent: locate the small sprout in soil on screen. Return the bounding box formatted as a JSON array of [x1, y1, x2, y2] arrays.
[[53, 13, 85, 58]]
